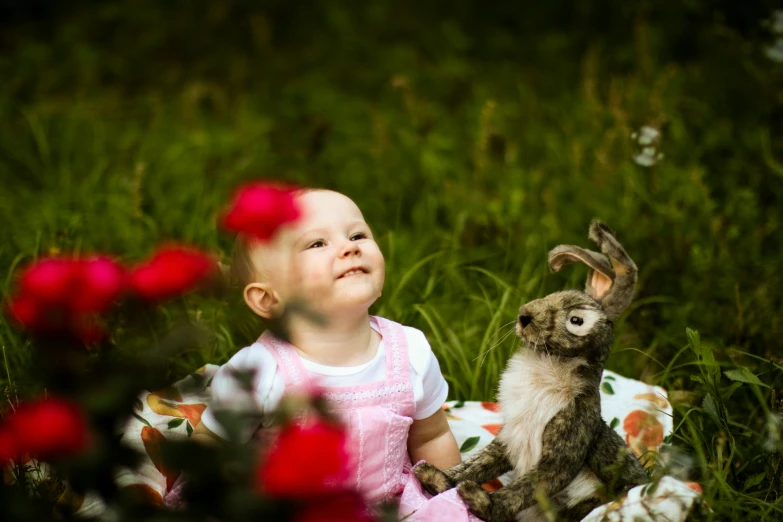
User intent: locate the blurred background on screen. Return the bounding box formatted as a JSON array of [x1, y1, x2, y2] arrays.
[[0, 0, 781, 402]]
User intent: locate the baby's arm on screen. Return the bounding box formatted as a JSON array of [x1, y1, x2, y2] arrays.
[[408, 408, 461, 469], [405, 326, 460, 469]]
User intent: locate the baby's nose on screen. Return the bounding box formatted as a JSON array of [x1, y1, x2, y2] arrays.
[[341, 242, 361, 256]]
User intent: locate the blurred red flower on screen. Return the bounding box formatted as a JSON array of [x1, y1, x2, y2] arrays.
[[6, 293, 46, 331], [0, 397, 90, 463], [0, 429, 16, 464], [257, 419, 352, 498], [6, 256, 125, 340], [128, 246, 216, 302], [295, 491, 374, 522], [19, 258, 79, 306], [221, 182, 301, 241], [70, 257, 126, 314]]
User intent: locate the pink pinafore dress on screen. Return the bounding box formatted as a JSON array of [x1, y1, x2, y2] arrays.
[[265, 316, 481, 521]]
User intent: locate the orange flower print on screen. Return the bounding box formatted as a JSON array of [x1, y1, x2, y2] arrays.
[[623, 410, 664, 463], [633, 393, 670, 409], [482, 424, 502, 436], [146, 394, 206, 426], [481, 402, 502, 413], [481, 478, 504, 492], [150, 387, 183, 402], [122, 483, 165, 506], [141, 426, 180, 491]]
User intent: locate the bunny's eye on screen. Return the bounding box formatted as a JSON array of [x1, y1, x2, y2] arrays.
[[566, 310, 601, 336]]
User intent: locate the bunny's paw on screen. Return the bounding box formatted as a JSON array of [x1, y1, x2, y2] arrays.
[[457, 480, 492, 521], [413, 461, 454, 496]]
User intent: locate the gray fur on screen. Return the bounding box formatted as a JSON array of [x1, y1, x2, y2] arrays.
[[415, 221, 646, 521], [414, 439, 513, 496]]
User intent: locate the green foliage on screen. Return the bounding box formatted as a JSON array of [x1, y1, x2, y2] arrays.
[[1, 0, 782, 519]]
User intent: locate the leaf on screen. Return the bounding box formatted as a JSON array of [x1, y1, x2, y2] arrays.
[[686, 328, 701, 357], [724, 367, 768, 387], [702, 393, 722, 428], [453, 401, 465, 409], [133, 398, 143, 411], [743, 472, 767, 491], [604, 375, 616, 381], [689, 374, 704, 384], [186, 421, 193, 438], [722, 382, 744, 400], [460, 436, 480, 453], [601, 382, 615, 395], [167, 418, 185, 429], [132, 411, 153, 428], [610, 417, 620, 429]]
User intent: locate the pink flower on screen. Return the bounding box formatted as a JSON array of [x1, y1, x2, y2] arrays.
[[128, 246, 216, 302], [0, 397, 90, 463], [295, 492, 374, 522], [256, 418, 352, 498], [221, 182, 301, 241]]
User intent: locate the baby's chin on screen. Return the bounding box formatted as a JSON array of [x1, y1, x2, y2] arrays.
[[312, 289, 382, 317]]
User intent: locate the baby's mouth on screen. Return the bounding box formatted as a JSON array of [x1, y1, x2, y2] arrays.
[[338, 268, 368, 279]]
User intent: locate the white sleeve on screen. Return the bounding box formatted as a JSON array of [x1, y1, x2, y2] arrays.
[[200, 343, 286, 442], [404, 326, 449, 420]]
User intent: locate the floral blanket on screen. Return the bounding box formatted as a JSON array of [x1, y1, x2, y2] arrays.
[[73, 365, 702, 521]]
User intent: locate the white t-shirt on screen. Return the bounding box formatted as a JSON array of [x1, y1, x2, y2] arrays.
[[201, 322, 449, 441]]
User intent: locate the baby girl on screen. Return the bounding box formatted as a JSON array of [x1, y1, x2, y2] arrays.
[[194, 188, 482, 520]]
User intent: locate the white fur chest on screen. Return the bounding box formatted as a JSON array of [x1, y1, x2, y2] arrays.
[[497, 349, 589, 477]]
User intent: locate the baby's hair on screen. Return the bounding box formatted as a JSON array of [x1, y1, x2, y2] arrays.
[[228, 233, 256, 288], [227, 186, 326, 289]]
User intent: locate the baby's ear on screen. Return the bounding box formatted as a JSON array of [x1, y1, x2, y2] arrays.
[[243, 283, 281, 319]]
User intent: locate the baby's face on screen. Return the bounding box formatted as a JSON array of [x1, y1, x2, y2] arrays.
[[255, 190, 385, 317]]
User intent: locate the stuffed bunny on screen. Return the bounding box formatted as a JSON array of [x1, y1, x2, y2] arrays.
[[414, 221, 648, 521]]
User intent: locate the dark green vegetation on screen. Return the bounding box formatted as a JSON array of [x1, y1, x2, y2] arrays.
[[1, 0, 782, 519]]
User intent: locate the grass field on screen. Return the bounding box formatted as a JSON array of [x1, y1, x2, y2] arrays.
[[1, 1, 782, 518]]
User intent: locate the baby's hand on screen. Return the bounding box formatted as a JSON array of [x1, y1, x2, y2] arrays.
[[413, 461, 455, 496]]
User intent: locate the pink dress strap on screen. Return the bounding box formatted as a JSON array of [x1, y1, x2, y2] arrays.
[[261, 330, 312, 391], [373, 316, 408, 381]]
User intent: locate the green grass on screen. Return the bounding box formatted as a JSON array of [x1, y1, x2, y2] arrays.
[[1, 0, 782, 518]]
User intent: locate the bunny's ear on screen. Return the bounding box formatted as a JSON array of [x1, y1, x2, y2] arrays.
[[548, 220, 637, 321], [548, 245, 615, 300]]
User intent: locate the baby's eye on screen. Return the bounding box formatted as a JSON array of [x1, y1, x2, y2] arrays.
[[350, 233, 367, 241], [307, 240, 326, 249]]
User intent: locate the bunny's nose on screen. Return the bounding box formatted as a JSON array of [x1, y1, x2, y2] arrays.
[[518, 315, 533, 328]]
